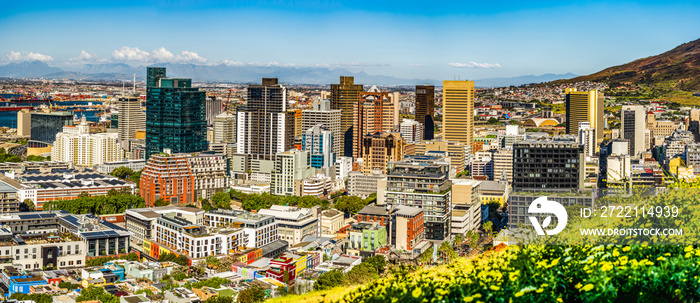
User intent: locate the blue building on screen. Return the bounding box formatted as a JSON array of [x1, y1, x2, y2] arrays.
[[9, 275, 47, 295], [302, 124, 335, 169], [145, 67, 208, 159]]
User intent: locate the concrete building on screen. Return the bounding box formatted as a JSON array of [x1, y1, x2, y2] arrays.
[[0, 230, 86, 270], [152, 213, 245, 260], [2, 169, 134, 211], [335, 156, 352, 180], [258, 205, 318, 246], [512, 137, 584, 191], [118, 95, 146, 152], [302, 124, 335, 169], [496, 125, 526, 149], [400, 119, 424, 144], [415, 85, 435, 140], [237, 78, 294, 159], [17, 109, 31, 138], [187, 153, 229, 201], [301, 175, 332, 198], [492, 148, 513, 183], [347, 171, 385, 199], [320, 209, 344, 236], [565, 88, 603, 152], [383, 158, 452, 241], [206, 97, 223, 126], [213, 112, 236, 144], [95, 159, 146, 175], [125, 206, 205, 245], [414, 140, 467, 174], [204, 209, 278, 249], [330, 76, 363, 158], [0, 181, 19, 214], [361, 132, 404, 175], [451, 179, 482, 235], [58, 214, 132, 257], [271, 149, 313, 196], [578, 122, 596, 157], [443, 80, 475, 149], [302, 100, 342, 156], [621, 105, 646, 158], [352, 92, 391, 159], [140, 152, 195, 207], [52, 120, 123, 167]]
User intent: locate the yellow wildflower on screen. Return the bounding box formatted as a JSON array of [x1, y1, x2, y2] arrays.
[[581, 284, 594, 292]]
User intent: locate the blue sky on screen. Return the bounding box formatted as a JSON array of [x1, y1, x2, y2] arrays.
[[1, 1, 699, 80]]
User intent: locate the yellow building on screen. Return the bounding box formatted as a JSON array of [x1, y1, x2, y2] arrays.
[[361, 132, 404, 174], [565, 88, 603, 152], [414, 139, 466, 173], [443, 81, 475, 149]]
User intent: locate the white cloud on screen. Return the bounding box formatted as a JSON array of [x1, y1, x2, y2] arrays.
[[175, 50, 207, 63], [111, 47, 207, 63], [448, 62, 502, 69], [222, 60, 244, 66], [78, 50, 97, 60], [408, 63, 423, 67], [337, 62, 390, 67], [112, 46, 151, 62], [151, 47, 174, 62], [4, 51, 53, 62], [247, 61, 295, 67]]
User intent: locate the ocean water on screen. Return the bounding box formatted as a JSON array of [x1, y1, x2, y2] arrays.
[[0, 101, 105, 128]]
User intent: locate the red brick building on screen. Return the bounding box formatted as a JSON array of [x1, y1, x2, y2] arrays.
[[140, 154, 194, 206], [267, 256, 297, 285]]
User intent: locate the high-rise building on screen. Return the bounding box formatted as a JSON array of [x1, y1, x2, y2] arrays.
[[118, 95, 146, 152], [383, 157, 451, 240], [213, 112, 236, 144], [565, 88, 603, 153], [578, 122, 595, 157], [443, 81, 475, 149], [17, 109, 31, 137], [302, 100, 342, 156], [145, 67, 207, 159], [302, 124, 335, 169], [353, 92, 391, 159], [330, 76, 363, 158], [512, 137, 585, 191], [237, 78, 294, 159], [415, 85, 435, 140], [205, 96, 223, 126], [187, 153, 229, 201], [140, 152, 195, 207], [451, 179, 482, 235], [400, 119, 424, 144], [621, 105, 646, 158], [52, 120, 123, 166], [30, 111, 74, 145], [492, 148, 513, 183], [361, 132, 404, 175], [271, 149, 313, 196], [496, 125, 525, 149]]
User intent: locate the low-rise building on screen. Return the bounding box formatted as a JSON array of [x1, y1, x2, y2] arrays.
[[152, 213, 245, 260], [125, 206, 205, 245], [204, 209, 278, 249], [258, 206, 319, 246], [94, 160, 146, 175], [2, 169, 134, 211], [451, 179, 482, 235], [347, 171, 385, 199], [320, 209, 344, 236], [58, 214, 132, 257], [0, 229, 86, 271]]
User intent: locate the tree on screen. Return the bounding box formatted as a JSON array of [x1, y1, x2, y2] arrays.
[[22, 199, 35, 211], [236, 284, 266, 303], [76, 286, 118, 303], [212, 192, 232, 209], [205, 296, 233, 303], [453, 233, 464, 245], [364, 192, 377, 204], [111, 166, 135, 179], [334, 195, 366, 214], [154, 198, 169, 207], [314, 269, 345, 291], [363, 255, 387, 274]]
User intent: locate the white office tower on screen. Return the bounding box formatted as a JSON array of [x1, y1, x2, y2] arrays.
[[578, 122, 595, 157]]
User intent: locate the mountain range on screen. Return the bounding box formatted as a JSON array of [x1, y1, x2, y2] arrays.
[[565, 38, 700, 91], [0, 61, 576, 87]]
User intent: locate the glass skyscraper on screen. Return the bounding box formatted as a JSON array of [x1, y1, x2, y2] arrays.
[[145, 67, 207, 159]]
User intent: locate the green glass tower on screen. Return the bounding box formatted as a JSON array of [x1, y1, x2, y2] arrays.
[[145, 67, 207, 159]]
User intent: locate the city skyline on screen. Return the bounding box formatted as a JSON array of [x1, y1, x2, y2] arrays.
[[1, 1, 699, 80]]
